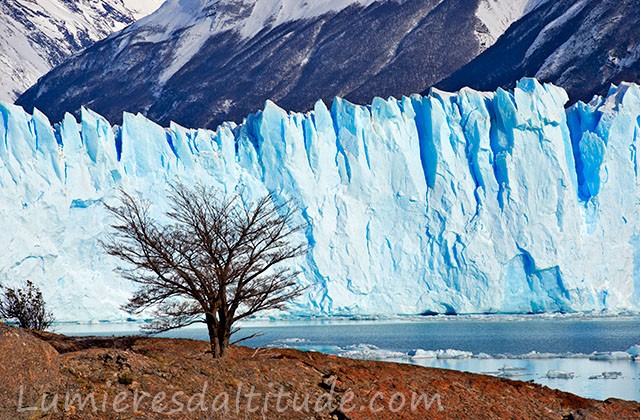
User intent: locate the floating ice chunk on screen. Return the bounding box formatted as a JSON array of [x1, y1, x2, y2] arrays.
[[546, 370, 575, 379], [435, 349, 473, 359], [408, 349, 437, 359], [560, 352, 591, 359], [499, 365, 528, 372], [399, 348, 475, 359], [517, 351, 560, 359], [499, 369, 530, 378], [626, 344, 640, 358], [589, 371, 623, 380], [343, 343, 380, 351], [409, 349, 474, 359], [498, 365, 529, 378], [339, 344, 406, 360], [474, 352, 493, 359], [275, 338, 309, 344], [589, 351, 631, 361], [482, 371, 504, 376]]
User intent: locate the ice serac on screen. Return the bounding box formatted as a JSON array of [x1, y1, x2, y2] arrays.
[[1, 78, 640, 322]]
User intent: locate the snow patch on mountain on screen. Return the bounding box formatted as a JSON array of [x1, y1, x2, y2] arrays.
[[131, 0, 384, 84], [475, 0, 548, 48], [524, 0, 589, 62], [135, 0, 382, 40], [0, 0, 164, 101], [123, 0, 165, 17], [238, 0, 381, 38]]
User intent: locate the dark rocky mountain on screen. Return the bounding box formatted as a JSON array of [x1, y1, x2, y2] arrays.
[[437, 0, 640, 102], [16, 0, 538, 129]]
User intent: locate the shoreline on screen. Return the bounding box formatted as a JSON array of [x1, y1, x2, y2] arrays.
[[51, 311, 640, 329]]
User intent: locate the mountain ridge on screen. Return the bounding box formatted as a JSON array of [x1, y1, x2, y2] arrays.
[[16, 0, 538, 129]]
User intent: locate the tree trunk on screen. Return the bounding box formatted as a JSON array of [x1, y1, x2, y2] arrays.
[[218, 326, 230, 357], [206, 314, 224, 358]]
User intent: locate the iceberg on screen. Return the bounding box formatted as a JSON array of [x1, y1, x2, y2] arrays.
[[408, 349, 473, 359], [588, 351, 631, 361], [589, 371, 623, 380], [545, 370, 574, 380], [627, 344, 640, 359], [1, 78, 640, 322], [339, 344, 406, 360], [408, 349, 438, 359]]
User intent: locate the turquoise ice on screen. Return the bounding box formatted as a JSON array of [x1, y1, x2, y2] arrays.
[[1, 79, 639, 321]]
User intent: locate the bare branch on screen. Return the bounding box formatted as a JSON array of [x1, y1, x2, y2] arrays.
[[140, 300, 205, 334], [230, 332, 263, 346]]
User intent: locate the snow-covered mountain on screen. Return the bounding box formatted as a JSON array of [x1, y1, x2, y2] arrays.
[[439, 0, 640, 102], [16, 0, 541, 129], [0, 0, 164, 101], [3, 79, 640, 322], [474, 0, 547, 49]]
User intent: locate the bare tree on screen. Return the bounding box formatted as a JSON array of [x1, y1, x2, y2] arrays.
[[0, 280, 55, 331], [102, 184, 307, 358]]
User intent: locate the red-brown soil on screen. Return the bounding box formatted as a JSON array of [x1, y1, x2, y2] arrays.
[[1, 323, 639, 419]]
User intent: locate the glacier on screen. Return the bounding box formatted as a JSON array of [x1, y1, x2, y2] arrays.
[[1, 78, 640, 322]]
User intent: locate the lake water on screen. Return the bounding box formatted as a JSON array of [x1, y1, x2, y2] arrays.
[[58, 315, 640, 402]]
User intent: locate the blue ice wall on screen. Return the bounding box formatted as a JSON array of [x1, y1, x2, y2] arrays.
[[1, 79, 640, 321]]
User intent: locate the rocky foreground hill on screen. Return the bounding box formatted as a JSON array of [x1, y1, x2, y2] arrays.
[[0, 324, 638, 419]]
